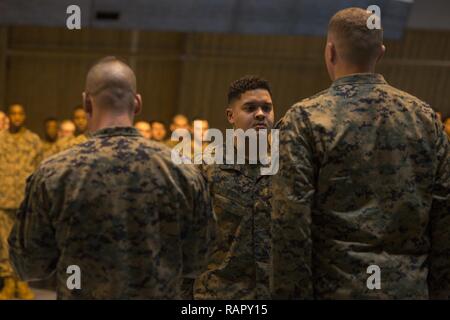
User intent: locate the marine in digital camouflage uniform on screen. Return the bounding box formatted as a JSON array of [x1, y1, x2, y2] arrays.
[[165, 114, 191, 149], [194, 76, 274, 299], [8, 57, 213, 300], [0, 104, 42, 299], [41, 117, 59, 159], [271, 8, 450, 300], [73, 105, 88, 138], [44, 107, 90, 159]]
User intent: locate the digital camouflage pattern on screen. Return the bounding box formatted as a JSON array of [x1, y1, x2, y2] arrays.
[[8, 126, 213, 299], [41, 140, 57, 159], [194, 152, 272, 300], [0, 209, 15, 278], [271, 73, 450, 299], [0, 128, 42, 279], [44, 134, 89, 159], [164, 138, 178, 149], [0, 128, 43, 209]]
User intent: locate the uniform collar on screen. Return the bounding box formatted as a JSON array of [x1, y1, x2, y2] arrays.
[[92, 126, 141, 138], [6, 127, 28, 135], [331, 73, 387, 89]]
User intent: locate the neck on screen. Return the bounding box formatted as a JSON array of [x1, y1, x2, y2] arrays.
[[89, 113, 133, 132], [333, 63, 375, 81], [75, 129, 85, 137], [233, 130, 271, 162], [45, 136, 57, 143], [9, 126, 24, 134]]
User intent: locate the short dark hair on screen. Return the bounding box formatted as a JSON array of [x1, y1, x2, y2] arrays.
[[328, 7, 383, 66], [227, 75, 272, 105], [44, 117, 58, 124], [150, 120, 166, 126]]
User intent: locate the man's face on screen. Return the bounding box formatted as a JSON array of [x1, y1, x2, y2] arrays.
[[0, 112, 9, 131], [192, 120, 209, 137], [227, 89, 274, 131], [73, 108, 88, 134], [8, 104, 26, 129], [135, 121, 152, 139], [151, 122, 167, 141], [59, 121, 76, 138], [45, 120, 59, 141], [170, 115, 190, 132], [444, 119, 450, 137]]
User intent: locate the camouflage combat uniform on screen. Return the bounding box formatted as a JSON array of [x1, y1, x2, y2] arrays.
[[41, 140, 57, 159], [0, 128, 42, 278], [8, 127, 213, 299], [194, 149, 272, 300], [164, 139, 178, 149], [271, 73, 450, 299], [44, 134, 89, 158]]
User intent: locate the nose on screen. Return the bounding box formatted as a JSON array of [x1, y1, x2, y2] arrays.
[[255, 107, 265, 121]]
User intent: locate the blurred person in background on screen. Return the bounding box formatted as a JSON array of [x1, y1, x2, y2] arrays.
[[0, 104, 42, 300], [150, 120, 167, 142], [134, 120, 152, 139], [0, 111, 9, 132], [41, 117, 59, 159]]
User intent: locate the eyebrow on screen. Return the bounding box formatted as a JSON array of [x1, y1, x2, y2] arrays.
[[243, 101, 273, 107]]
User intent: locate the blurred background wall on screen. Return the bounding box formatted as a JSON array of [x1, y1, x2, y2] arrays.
[[0, 0, 449, 136]]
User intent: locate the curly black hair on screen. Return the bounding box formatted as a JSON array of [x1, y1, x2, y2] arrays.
[[227, 75, 272, 105]]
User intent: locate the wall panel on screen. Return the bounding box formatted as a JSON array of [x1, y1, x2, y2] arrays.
[[1, 26, 450, 137]]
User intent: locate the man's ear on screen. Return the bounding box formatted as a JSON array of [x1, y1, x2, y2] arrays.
[[134, 94, 142, 115], [226, 106, 235, 125], [376, 44, 386, 63], [83, 92, 93, 116], [326, 42, 337, 65]]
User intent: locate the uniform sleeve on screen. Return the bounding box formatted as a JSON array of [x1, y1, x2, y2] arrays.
[[8, 171, 58, 281], [270, 107, 316, 299], [428, 117, 450, 299], [180, 166, 215, 299]]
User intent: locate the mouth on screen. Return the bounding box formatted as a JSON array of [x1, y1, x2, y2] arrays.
[[253, 124, 267, 129]]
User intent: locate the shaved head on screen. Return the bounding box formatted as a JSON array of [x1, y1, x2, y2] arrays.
[[85, 56, 137, 113], [59, 120, 76, 138], [328, 7, 383, 66]]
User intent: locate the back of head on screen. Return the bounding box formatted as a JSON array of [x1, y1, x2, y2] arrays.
[[85, 56, 137, 115], [328, 7, 383, 67]]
